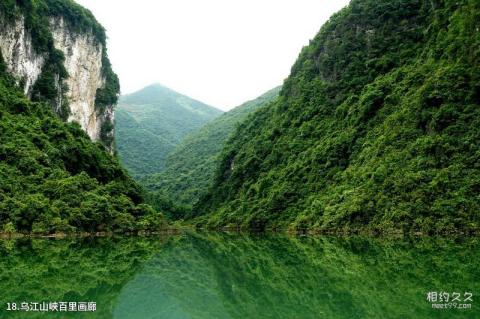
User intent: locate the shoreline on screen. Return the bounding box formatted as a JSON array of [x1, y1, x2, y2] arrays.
[[0, 228, 186, 239], [1, 225, 479, 239]]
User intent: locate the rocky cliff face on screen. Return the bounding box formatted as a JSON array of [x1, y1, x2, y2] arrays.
[[49, 17, 110, 142], [0, 10, 117, 149], [0, 16, 44, 96]]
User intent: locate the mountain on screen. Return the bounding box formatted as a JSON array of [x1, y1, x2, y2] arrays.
[[144, 86, 281, 208], [195, 0, 480, 233], [115, 84, 222, 179], [0, 0, 164, 234]]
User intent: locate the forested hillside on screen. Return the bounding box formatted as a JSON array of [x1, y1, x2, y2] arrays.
[[0, 0, 165, 234], [195, 0, 480, 233], [144, 87, 280, 207], [115, 84, 222, 179]]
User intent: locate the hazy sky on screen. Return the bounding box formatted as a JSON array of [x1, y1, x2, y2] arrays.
[[76, 0, 350, 110]]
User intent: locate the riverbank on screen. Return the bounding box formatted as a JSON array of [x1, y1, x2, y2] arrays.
[[1, 222, 479, 239], [0, 225, 189, 239]]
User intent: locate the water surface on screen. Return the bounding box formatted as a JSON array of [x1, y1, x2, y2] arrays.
[[0, 233, 478, 318]]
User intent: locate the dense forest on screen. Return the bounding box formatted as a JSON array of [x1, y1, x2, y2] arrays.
[[115, 83, 222, 179], [0, 0, 165, 234], [144, 86, 280, 209], [193, 0, 480, 233]]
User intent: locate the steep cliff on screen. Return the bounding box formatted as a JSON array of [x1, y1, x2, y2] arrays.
[[0, 0, 119, 149], [50, 17, 112, 143], [0, 16, 44, 96], [0, 1, 164, 234]]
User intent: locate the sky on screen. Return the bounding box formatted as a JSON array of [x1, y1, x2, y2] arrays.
[[75, 0, 351, 111]]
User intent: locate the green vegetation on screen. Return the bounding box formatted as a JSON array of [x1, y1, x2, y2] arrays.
[[144, 87, 281, 208], [0, 62, 165, 234], [115, 83, 222, 179], [196, 0, 480, 232], [0, 0, 119, 148]]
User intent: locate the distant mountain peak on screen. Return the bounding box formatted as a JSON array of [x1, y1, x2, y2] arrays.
[[120, 84, 222, 114], [138, 83, 172, 92], [115, 83, 222, 179]]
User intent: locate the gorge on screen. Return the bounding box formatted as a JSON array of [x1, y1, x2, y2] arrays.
[[1, 0, 479, 317]]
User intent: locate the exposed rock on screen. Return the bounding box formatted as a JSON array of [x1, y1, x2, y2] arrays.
[[0, 14, 115, 149], [49, 17, 108, 142], [0, 16, 44, 96]]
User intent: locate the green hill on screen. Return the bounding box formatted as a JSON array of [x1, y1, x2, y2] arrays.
[[195, 0, 480, 233], [115, 84, 222, 179], [144, 87, 280, 208]]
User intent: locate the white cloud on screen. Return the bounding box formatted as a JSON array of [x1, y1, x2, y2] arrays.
[[75, 0, 350, 110]]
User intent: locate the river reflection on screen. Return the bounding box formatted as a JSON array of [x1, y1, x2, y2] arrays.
[[0, 233, 478, 318]]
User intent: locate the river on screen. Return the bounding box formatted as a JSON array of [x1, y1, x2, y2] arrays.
[[0, 233, 478, 318]]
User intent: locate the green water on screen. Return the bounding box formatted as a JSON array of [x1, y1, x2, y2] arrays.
[[0, 233, 478, 318]]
